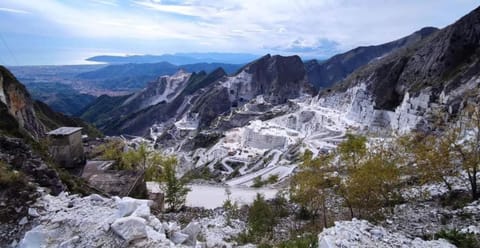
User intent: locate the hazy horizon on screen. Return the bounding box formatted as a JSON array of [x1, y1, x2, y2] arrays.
[[0, 0, 478, 66]]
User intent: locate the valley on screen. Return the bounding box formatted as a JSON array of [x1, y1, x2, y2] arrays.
[[1, 3, 480, 248]]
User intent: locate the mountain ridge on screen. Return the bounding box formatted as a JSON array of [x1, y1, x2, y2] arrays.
[[306, 26, 439, 90]]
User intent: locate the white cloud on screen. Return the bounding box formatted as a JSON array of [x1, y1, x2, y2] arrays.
[[89, 0, 118, 7], [0, 7, 29, 14], [133, 0, 234, 19], [1, 0, 479, 58]]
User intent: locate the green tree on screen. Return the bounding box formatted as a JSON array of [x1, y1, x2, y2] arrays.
[[223, 187, 239, 226], [247, 193, 275, 240], [161, 157, 190, 211], [252, 176, 264, 188], [338, 133, 367, 167], [403, 132, 458, 192], [342, 148, 402, 219], [95, 139, 124, 163], [290, 151, 338, 228], [120, 143, 164, 180], [451, 105, 480, 200]]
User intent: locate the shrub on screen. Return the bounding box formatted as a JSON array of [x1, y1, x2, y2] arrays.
[[435, 229, 480, 248], [267, 174, 279, 184], [247, 194, 275, 239], [252, 176, 265, 188], [0, 162, 25, 188]]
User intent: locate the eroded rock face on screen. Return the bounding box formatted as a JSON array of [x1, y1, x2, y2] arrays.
[[306, 27, 438, 90], [122, 70, 192, 113], [314, 6, 480, 134], [316, 83, 432, 134], [0, 66, 45, 138]]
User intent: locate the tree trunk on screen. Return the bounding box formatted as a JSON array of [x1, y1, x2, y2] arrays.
[[322, 198, 328, 228], [472, 174, 478, 200]]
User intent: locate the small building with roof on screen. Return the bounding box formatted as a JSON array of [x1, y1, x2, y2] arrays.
[[47, 127, 85, 168]]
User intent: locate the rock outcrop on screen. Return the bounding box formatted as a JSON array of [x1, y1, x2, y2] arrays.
[[0, 136, 65, 195], [121, 69, 192, 113], [81, 68, 227, 135], [306, 27, 438, 90], [317, 6, 480, 133], [0, 66, 45, 139], [0, 66, 100, 139], [83, 55, 314, 136], [317, 219, 455, 248]]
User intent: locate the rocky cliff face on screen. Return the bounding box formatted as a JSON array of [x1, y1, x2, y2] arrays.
[[121, 70, 192, 113], [316, 6, 480, 133], [0, 66, 46, 138], [189, 54, 311, 129], [84, 68, 227, 135], [306, 27, 438, 90], [84, 55, 313, 136]]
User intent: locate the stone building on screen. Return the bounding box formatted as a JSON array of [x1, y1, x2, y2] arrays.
[[47, 127, 85, 168]]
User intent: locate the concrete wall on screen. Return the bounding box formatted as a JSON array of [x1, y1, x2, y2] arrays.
[[49, 131, 85, 168], [243, 128, 286, 150]]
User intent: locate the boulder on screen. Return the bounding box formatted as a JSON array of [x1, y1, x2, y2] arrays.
[[115, 197, 152, 218], [58, 235, 80, 248], [147, 216, 164, 232], [181, 221, 201, 246], [170, 231, 189, 244], [132, 203, 151, 219], [111, 216, 147, 242], [19, 226, 47, 248], [146, 226, 167, 242]]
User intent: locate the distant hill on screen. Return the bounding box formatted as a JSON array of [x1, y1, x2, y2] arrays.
[[76, 62, 244, 91], [306, 27, 439, 90], [86, 52, 259, 65]]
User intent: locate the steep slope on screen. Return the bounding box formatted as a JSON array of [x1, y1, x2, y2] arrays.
[[121, 70, 192, 112], [98, 54, 313, 136], [0, 66, 101, 139], [306, 27, 438, 89], [0, 66, 46, 139], [0, 67, 100, 245], [98, 68, 228, 135], [317, 5, 480, 133], [79, 94, 132, 126], [79, 69, 214, 133]]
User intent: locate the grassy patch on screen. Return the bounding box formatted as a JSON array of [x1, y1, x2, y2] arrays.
[[435, 229, 480, 248], [0, 162, 27, 188]]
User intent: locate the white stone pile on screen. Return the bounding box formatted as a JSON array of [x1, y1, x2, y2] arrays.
[[318, 219, 456, 248], [17, 193, 201, 248]]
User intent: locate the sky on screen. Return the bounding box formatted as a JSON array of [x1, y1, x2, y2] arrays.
[[0, 0, 478, 65]]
